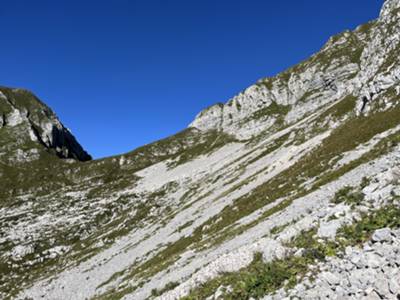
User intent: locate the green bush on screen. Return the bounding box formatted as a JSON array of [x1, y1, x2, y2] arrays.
[[360, 176, 371, 189], [288, 228, 339, 259], [337, 205, 400, 246], [331, 186, 364, 207]]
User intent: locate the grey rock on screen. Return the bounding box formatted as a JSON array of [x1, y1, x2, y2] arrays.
[[294, 248, 305, 257], [392, 229, 400, 239], [322, 272, 341, 286], [388, 278, 400, 294], [365, 252, 383, 269], [374, 278, 391, 299], [364, 290, 383, 300], [304, 290, 322, 299], [363, 244, 374, 252], [294, 283, 306, 293], [340, 278, 351, 287], [349, 270, 368, 290], [335, 285, 346, 298], [350, 252, 367, 269], [372, 228, 393, 243], [317, 220, 341, 239], [376, 244, 395, 259], [345, 246, 353, 256]]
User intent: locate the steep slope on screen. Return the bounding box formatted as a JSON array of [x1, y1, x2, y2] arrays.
[[1, 1, 400, 299], [0, 87, 91, 162]]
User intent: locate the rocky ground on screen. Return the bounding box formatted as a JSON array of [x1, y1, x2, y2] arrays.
[[301, 228, 400, 299], [264, 227, 400, 300]]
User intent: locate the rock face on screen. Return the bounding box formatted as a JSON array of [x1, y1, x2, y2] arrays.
[[1, 1, 400, 300], [0, 87, 91, 162], [190, 0, 400, 140]]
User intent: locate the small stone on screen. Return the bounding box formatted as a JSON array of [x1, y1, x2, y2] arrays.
[[348, 270, 366, 290], [388, 278, 400, 294], [365, 287, 374, 295], [376, 244, 395, 259], [364, 290, 383, 300], [392, 229, 400, 239], [335, 285, 346, 297], [304, 290, 320, 299], [343, 261, 354, 272], [350, 252, 366, 268], [365, 253, 382, 269], [295, 283, 306, 293], [350, 252, 361, 265], [363, 244, 374, 252], [273, 246, 287, 260], [374, 278, 390, 298], [371, 228, 393, 243], [340, 278, 350, 287], [345, 246, 353, 256], [322, 272, 340, 286], [381, 265, 394, 275], [294, 248, 305, 257]]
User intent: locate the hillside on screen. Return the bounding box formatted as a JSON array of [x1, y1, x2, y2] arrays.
[[1, 0, 400, 299]]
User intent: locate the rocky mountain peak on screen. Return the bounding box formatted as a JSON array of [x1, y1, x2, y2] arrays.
[[0, 87, 91, 162], [379, 0, 400, 21]]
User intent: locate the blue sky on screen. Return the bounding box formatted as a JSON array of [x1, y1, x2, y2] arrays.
[[0, 1, 383, 158]]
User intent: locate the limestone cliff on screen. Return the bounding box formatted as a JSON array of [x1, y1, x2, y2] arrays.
[[0, 87, 91, 162]]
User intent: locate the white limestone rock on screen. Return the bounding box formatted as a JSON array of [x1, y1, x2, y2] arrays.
[[10, 244, 35, 261], [6, 108, 25, 127], [372, 228, 393, 243]]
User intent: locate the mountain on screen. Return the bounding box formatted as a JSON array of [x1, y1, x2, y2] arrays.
[[0, 87, 91, 162], [1, 0, 400, 299]]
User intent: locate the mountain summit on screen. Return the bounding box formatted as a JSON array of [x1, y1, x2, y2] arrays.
[[1, 1, 400, 299]]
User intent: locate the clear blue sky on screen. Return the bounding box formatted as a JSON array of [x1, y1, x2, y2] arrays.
[[0, 1, 383, 158]]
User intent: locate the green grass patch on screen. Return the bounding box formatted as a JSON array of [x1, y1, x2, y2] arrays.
[[337, 204, 400, 247], [181, 252, 312, 300], [331, 186, 364, 207]]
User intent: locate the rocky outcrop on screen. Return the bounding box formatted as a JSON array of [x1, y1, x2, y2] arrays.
[[380, 0, 400, 21], [0, 87, 91, 161], [189, 0, 400, 138]]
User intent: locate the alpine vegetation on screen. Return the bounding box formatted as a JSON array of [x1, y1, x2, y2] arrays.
[[1, 0, 400, 299]]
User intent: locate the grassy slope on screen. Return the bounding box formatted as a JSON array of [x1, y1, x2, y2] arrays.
[[0, 126, 236, 298]]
